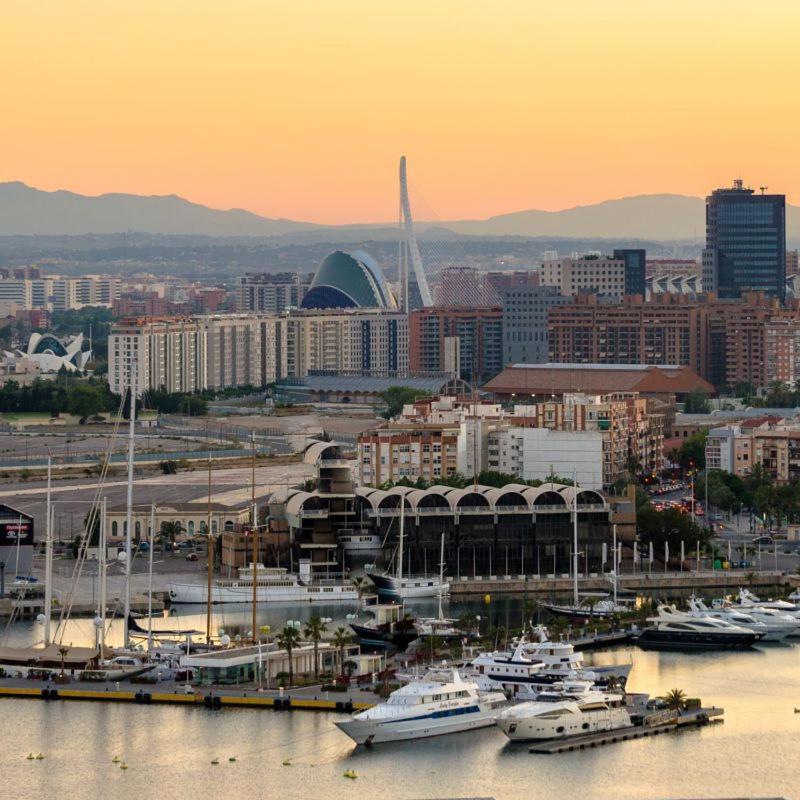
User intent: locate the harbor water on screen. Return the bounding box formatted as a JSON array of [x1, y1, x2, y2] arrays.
[[2, 602, 799, 800]]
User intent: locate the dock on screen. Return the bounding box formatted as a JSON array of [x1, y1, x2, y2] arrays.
[[528, 707, 724, 753], [0, 677, 375, 712]]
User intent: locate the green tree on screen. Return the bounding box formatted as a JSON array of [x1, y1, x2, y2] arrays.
[[332, 627, 353, 679], [303, 616, 328, 681], [67, 383, 107, 420], [683, 389, 711, 414], [276, 625, 303, 686], [664, 688, 687, 711], [379, 386, 432, 419]]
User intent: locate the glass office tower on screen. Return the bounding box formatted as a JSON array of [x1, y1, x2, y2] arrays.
[[702, 180, 785, 301]]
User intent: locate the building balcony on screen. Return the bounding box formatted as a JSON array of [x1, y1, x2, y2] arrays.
[[300, 509, 329, 519]]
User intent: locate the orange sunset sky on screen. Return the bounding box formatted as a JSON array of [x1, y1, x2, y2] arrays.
[[2, 1, 798, 225]]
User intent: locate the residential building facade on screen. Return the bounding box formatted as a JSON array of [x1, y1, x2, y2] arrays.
[[541, 256, 626, 297]]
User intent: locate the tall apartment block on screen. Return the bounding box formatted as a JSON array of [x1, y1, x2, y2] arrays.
[[236, 272, 311, 313], [108, 309, 408, 395], [541, 256, 626, 297], [702, 180, 786, 301], [408, 306, 503, 384], [499, 284, 569, 365]]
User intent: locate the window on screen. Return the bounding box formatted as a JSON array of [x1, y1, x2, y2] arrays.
[[111, 521, 118, 537]]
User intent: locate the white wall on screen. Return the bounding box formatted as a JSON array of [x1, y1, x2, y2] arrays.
[[520, 428, 603, 489]]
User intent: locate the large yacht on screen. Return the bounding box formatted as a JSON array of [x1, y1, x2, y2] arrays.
[[495, 679, 631, 742], [167, 560, 358, 604], [633, 605, 761, 650], [464, 639, 547, 698], [515, 626, 633, 688], [689, 597, 794, 642], [335, 672, 507, 745]]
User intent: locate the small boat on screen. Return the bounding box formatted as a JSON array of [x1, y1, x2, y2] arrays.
[[0, 644, 155, 681], [736, 588, 800, 620], [167, 559, 359, 605], [349, 598, 418, 652], [632, 605, 761, 650], [335, 671, 506, 745], [495, 679, 631, 742]]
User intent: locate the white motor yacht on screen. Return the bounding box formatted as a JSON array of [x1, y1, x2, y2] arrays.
[[463, 639, 547, 697], [334, 672, 506, 745], [736, 589, 800, 622], [515, 626, 633, 690], [495, 679, 631, 742], [633, 605, 761, 650], [167, 560, 358, 604], [691, 597, 794, 641]]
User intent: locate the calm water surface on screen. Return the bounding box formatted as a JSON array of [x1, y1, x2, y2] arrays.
[[2, 601, 799, 800]]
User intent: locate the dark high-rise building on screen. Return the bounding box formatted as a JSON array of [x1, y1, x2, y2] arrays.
[[702, 180, 785, 301], [500, 284, 569, 365], [613, 248, 646, 297]]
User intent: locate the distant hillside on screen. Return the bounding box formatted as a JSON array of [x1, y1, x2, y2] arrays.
[[2, 182, 798, 242], [0, 182, 317, 236]]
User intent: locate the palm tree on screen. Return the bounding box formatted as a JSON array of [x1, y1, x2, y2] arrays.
[[332, 627, 353, 679], [303, 615, 328, 681], [276, 625, 302, 687], [352, 576, 369, 599], [664, 688, 687, 711]]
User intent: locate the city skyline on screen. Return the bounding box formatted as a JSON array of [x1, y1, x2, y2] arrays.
[[3, 1, 800, 224]]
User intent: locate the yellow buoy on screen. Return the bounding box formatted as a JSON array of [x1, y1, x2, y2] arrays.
[[120, 763, 128, 770], [26, 754, 34, 760], [35, 753, 44, 760], [484, 594, 491, 604], [211, 758, 220, 765], [228, 757, 237, 762], [282, 759, 291, 766], [112, 756, 121, 763], [343, 769, 358, 780]]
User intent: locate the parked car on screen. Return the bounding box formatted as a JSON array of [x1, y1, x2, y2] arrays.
[[185, 552, 198, 561], [751, 535, 773, 546]]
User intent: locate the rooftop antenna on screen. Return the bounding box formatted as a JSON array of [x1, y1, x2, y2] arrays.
[[760, 186, 768, 195]]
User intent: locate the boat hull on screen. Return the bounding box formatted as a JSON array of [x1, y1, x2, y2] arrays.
[[349, 623, 419, 652], [497, 707, 632, 742], [335, 707, 499, 744], [633, 630, 758, 650], [367, 573, 448, 600], [167, 582, 359, 604]]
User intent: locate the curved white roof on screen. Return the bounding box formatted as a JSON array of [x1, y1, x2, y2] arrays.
[[285, 491, 315, 516], [484, 487, 528, 507], [303, 440, 341, 465]]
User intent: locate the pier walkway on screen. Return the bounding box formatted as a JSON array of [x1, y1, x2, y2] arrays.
[[0, 677, 376, 712]]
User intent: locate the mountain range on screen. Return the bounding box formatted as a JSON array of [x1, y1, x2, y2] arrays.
[[2, 180, 798, 242]]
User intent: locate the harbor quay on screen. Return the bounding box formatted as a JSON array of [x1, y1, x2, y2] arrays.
[[0, 676, 376, 712], [450, 569, 799, 596]]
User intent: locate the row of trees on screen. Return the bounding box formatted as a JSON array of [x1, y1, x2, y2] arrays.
[[697, 464, 800, 527], [377, 470, 576, 491], [275, 616, 354, 685], [0, 378, 213, 419]]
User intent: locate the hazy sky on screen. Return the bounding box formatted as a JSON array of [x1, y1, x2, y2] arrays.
[[2, 1, 797, 224]]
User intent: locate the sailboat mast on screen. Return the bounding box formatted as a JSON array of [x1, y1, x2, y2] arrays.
[[100, 497, 107, 654], [612, 523, 618, 605], [123, 378, 136, 650], [437, 531, 445, 620], [43, 455, 53, 645], [397, 497, 405, 584], [206, 454, 213, 644], [572, 482, 579, 607], [251, 432, 258, 644], [147, 504, 155, 654]]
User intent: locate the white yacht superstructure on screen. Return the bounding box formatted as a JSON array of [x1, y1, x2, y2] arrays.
[[167, 560, 358, 604], [690, 597, 793, 641], [335, 672, 506, 745], [495, 680, 631, 741], [464, 640, 547, 697]]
